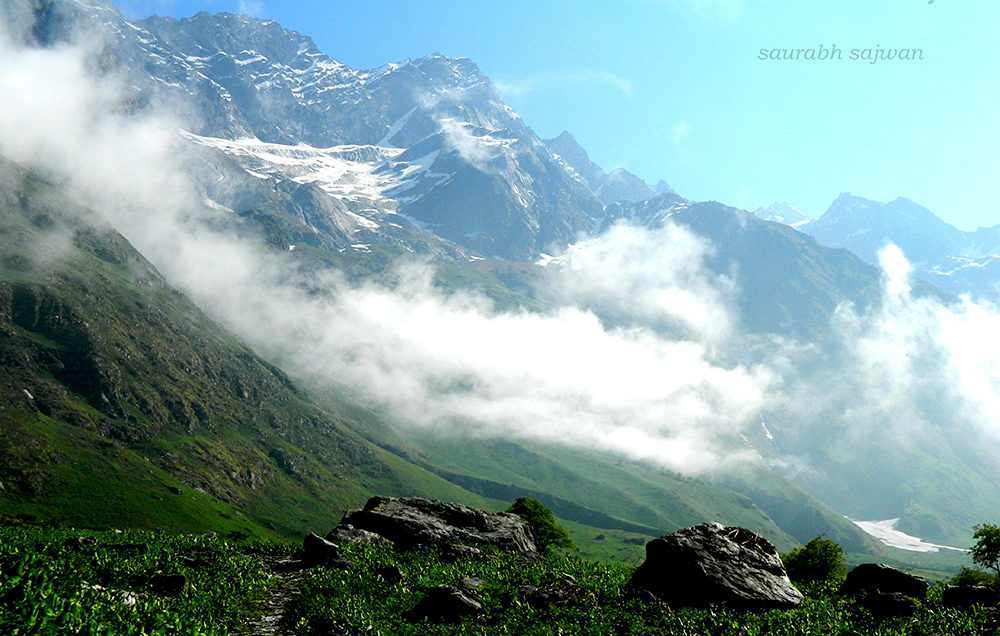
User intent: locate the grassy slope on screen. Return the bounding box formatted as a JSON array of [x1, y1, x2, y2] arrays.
[[0, 160, 494, 538]]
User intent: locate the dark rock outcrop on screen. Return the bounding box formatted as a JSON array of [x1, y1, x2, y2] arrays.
[[628, 522, 802, 610], [839, 563, 929, 599], [149, 574, 190, 597], [339, 496, 538, 554], [942, 585, 1000, 608], [411, 585, 483, 622], [862, 592, 919, 619]]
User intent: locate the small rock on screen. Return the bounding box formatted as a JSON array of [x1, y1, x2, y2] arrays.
[[441, 544, 481, 563], [325, 523, 393, 548], [150, 574, 190, 597], [459, 577, 484, 592], [378, 566, 405, 584], [328, 558, 357, 571], [862, 592, 919, 619], [303, 532, 340, 565], [518, 579, 592, 610], [411, 585, 482, 622], [63, 536, 97, 550], [167, 486, 182, 495]]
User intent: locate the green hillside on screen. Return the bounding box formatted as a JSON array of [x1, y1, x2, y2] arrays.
[[0, 159, 492, 536]]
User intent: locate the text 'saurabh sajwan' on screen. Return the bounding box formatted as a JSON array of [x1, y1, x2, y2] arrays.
[[759, 44, 924, 65]]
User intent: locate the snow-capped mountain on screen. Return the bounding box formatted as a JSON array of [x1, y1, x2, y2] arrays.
[[14, 0, 607, 260], [105, 10, 600, 260], [544, 130, 673, 205], [802, 193, 1000, 299], [752, 202, 812, 227]]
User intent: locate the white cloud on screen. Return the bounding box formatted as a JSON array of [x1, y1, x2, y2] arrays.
[[438, 117, 493, 167], [494, 71, 634, 100], [545, 221, 737, 343], [237, 1, 264, 18]]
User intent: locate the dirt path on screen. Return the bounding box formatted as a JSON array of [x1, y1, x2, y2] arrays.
[[243, 558, 309, 635]]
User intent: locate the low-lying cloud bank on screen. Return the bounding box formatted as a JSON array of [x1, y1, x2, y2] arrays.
[[4, 15, 1000, 490]]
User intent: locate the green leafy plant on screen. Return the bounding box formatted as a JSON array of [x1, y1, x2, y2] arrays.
[[781, 535, 846, 584], [506, 497, 577, 552]]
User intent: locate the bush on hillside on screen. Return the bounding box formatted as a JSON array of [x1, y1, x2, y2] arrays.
[[505, 497, 576, 552], [781, 535, 846, 584], [950, 567, 997, 587]]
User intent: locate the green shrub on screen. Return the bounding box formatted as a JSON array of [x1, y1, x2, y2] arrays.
[[949, 567, 997, 587], [781, 535, 846, 584], [505, 497, 576, 552]]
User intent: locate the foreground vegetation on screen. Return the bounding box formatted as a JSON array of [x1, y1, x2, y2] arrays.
[[0, 522, 280, 635], [2, 521, 998, 635]]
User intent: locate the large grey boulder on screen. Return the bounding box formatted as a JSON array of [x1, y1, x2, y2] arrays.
[[629, 522, 803, 610], [338, 496, 538, 554]]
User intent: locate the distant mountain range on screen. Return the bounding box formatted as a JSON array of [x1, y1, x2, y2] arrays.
[[754, 193, 1000, 300], [3, 0, 999, 557]]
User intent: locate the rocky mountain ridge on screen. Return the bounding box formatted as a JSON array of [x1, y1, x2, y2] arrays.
[[792, 193, 1000, 299]]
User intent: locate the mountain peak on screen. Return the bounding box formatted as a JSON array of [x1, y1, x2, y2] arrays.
[[752, 201, 811, 226], [804, 193, 970, 266]]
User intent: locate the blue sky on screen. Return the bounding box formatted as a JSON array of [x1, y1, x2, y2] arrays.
[[114, 0, 1000, 230]]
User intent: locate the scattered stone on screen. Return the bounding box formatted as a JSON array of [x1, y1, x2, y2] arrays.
[[149, 574, 190, 597], [942, 585, 1000, 608], [411, 584, 482, 622], [83, 582, 140, 607], [271, 558, 308, 573], [63, 536, 97, 550], [628, 522, 802, 610], [862, 592, 919, 619], [378, 566, 405, 584], [839, 563, 929, 599], [105, 543, 149, 555], [179, 550, 218, 569], [302, 532, 340, 565], [325, 523, 394, 548], [458, 577, 484, 592], [340, 497, 538, 554], [167, 486, 182, 495], [518, 579, 593, 610], [328, 558, 357, 571], [442, 544, 482, 563]]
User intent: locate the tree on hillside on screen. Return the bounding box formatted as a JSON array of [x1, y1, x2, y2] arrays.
[[781, 535, 846, 584], [506, 497, 576, 553], [971, 524, 1000, 579]]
